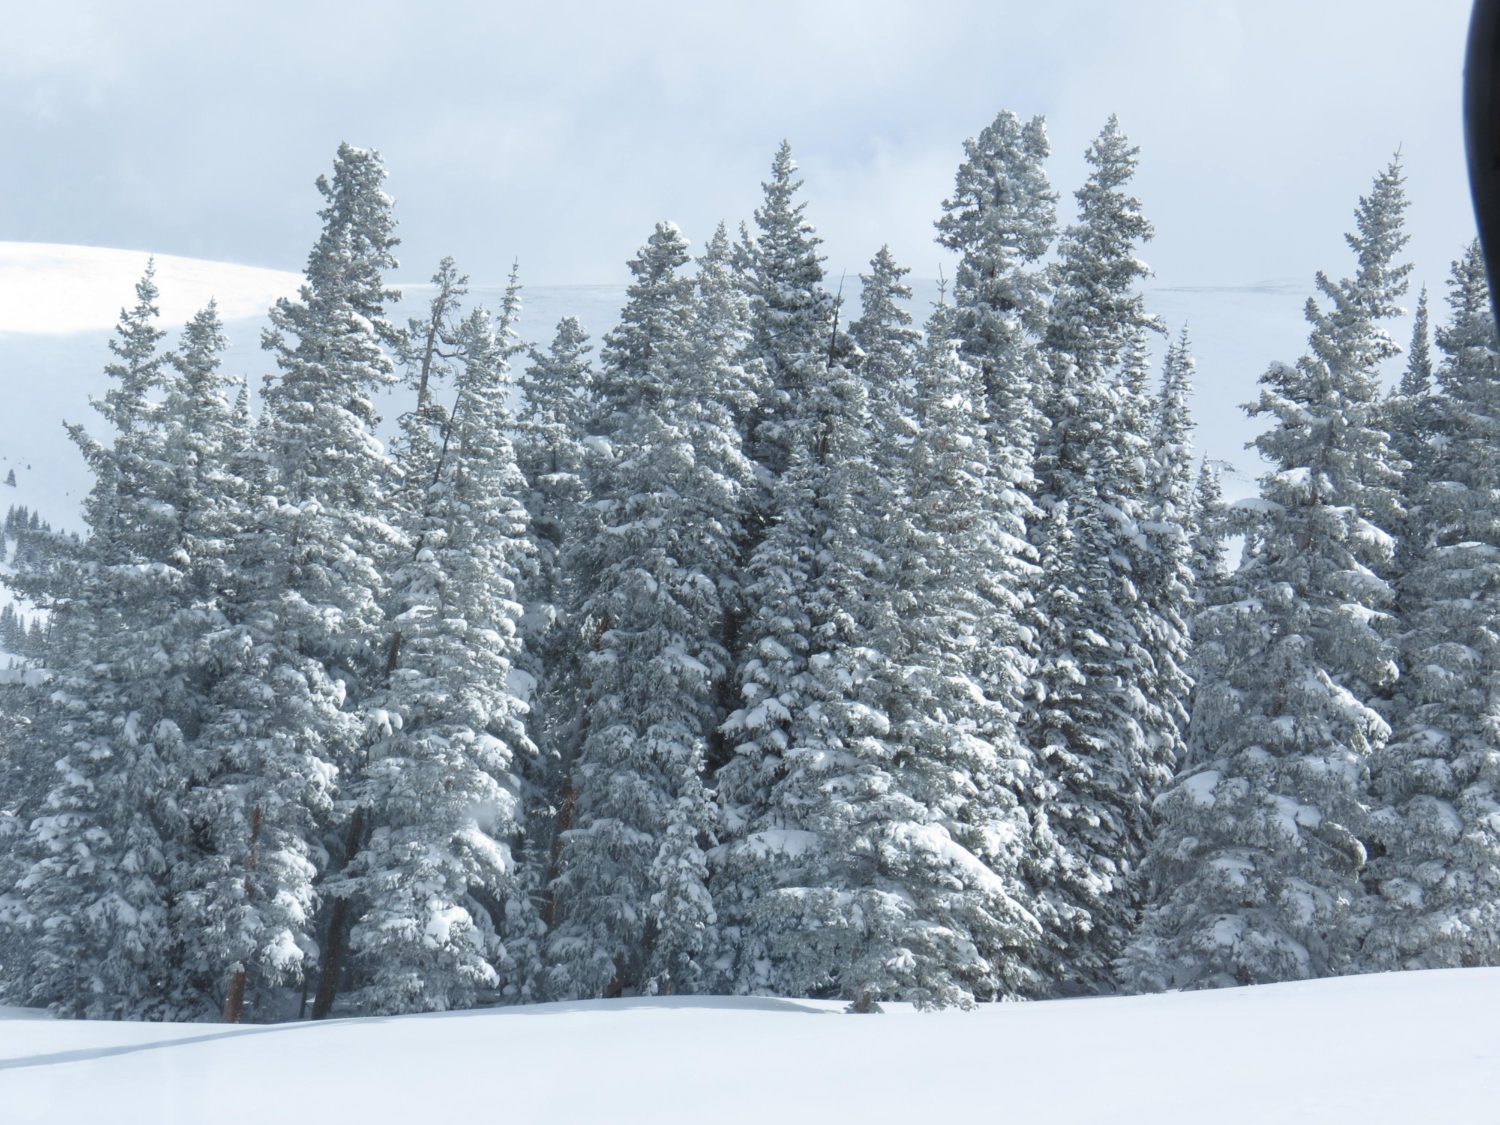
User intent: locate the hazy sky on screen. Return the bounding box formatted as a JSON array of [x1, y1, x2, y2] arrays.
[[0, 1, 1478, 294]]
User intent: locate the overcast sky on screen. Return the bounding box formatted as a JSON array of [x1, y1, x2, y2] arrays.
[[0, 1, 1477, 295]]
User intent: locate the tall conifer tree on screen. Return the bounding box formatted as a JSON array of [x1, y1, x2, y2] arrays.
[[1365, 242, 1500, 970], [1123, 160, 1411, 990], [548, 223, 727, 998], [182, 144, 402, 1022]]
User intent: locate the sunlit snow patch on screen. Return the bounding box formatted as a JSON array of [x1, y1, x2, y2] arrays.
[[0, 242, 301, 335]]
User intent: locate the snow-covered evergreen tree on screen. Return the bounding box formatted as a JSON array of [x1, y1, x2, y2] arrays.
[[1140, 329, 1198, 808], [0, 275, 244, 1018], [688, 223, 765, 777], [934, 108, 1056, 461], [1364, 242, 1500, 970], [1189, 459, 1230, 607], [885, 305, 1044, 999], [179, 144, 402, 1022], [335, 304, 536, 1013], [1017, 120, 1168, 994], [849, 245, 920, 416], [1386, 285, 1437, 562], [513, 314, 595, 956], [744, 142, 841, 482], [717, 296, 1040, 1008], [548, 222, 730, 998], [1037, 115, 1162, 508], [1122, 159, 1411, 990], [393, 257, 469, 499], [0, 267, 176, 1018]]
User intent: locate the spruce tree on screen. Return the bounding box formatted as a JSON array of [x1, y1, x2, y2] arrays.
[[1140, 330, 1199, 807], [0, 267, 182, 1018], [513, 315, 595, 955], [1189, 459, 1230, 608], [1122, 160, 1411, 990], [1038, 115, 1162, 507], [392, 257, 469, 501], [886, 305, 1043, 999], [744, 142, 841, 483], [934, 108, 1056, 461], [547, 223, 727, 998], [335, 305, 536, 1013], [1021, 120, 1168, 993], [1365, 242, 1500, 970], [180, 143, 402, 1022]]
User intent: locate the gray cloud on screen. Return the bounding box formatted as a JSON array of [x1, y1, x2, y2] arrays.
[[0, 0, 1476, 301]]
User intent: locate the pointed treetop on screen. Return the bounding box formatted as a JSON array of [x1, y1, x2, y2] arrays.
[[1400, 286, 1432, 398], [1344, 155, 1412, 324], [172, 301, 228, 379], [100, 260, 166, 434], [1046, 116, 1162, 373], [851, 245, 917, 355], [598, 221, 695, 418], [1305, 156, 1412, 378]]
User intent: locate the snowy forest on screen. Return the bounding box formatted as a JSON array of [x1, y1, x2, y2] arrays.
[[0, 106, 1492, 1024]]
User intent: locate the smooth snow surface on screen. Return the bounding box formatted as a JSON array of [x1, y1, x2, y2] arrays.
[[2, 969, 1496, 1123], [0, 243, 302, 335]]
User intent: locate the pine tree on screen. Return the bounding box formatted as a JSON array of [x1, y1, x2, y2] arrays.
[[687, 222, 765, 777], [1020, 120, 1167, 994], [1122, 159, 1410, 990], [1189, 459, 1230, 606], [393, 257, 469, 498], [335, 304, 536, 1013], [0, 267, 185, 1018], [886, 304, 1044, 999], [1038, 115, 1163, 508], [744, 142, 841, 482], [714, 354, 892, 1005], [513, 314, 595, 961], [547, 223, 725, 999], [718, 291, 1040, 1007], [1140, 329, 1199, 811], [1365, 242, 1500, 970], [931, 109, 1054, 731], [180, 143, 402, 1022], [1386, 286, 1437, 563], [935, 108, 1056, 460], [847, 244, 920, 538]]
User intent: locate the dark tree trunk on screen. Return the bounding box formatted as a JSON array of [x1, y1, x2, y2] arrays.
[[310, 895, 351, 1021], [223, 970, 247, 1024], [310, 807, 367, 1021], [224, 805, 263, 1023]]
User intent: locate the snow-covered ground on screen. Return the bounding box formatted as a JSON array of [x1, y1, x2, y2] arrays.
[[1, 968, 1494, 1123]]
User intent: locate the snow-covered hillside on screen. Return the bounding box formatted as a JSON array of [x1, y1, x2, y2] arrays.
[[2, 968, 1493, 1124], [0, 242, 1323, 538], [0, 244, 630, 534]]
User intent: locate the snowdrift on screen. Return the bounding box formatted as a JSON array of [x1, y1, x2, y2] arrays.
[[2, 967, 1494, 1124]]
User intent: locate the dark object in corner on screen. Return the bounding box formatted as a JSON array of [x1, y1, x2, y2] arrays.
[[1466, 0, 1500, 322]]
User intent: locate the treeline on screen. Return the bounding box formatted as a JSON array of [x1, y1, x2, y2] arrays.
[[0, 110, 1492, 1022], [0, 505, 58, 658]]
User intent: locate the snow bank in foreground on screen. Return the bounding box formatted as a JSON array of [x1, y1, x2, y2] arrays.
[[0, 242, 301, 334], [2, 968, 1494, 1124]]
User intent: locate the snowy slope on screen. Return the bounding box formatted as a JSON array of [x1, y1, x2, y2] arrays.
[[0, 241, 1360, 543], [0, 244, 627, 535], [2, 968, 1495, 1123]]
